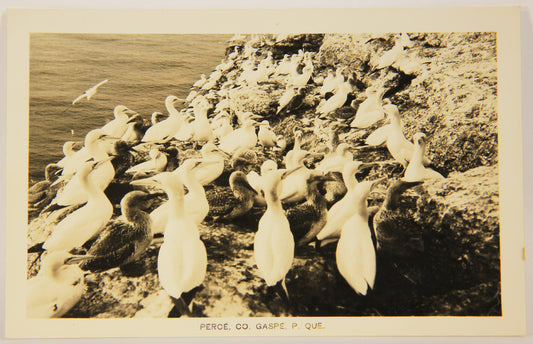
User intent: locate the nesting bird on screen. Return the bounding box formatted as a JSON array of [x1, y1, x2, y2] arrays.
[[207, 171, 257, 220], [126, 149, 168, 178], [286, 173, 333, 246], [350, 86, 386, 128], [403, 133, 444, 182], [26, 251, 85, 318], [141, 96, 185, 142], [258, 120, 278, 148], [372, 179, 423, 252], [371, 33, 414, 71], [317, 81, 353, 117], [366, 103, 430, 169], [218, 117, 258, 155], [101, 105, 137, 138]]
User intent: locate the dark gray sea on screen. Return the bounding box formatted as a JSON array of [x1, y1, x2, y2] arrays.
[[29, 33, 231, 184]]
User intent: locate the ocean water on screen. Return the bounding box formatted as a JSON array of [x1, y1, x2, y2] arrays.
[[29, 33, 232, 183]]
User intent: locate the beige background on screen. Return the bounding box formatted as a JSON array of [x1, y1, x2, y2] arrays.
[[2, 4, 528, 340]]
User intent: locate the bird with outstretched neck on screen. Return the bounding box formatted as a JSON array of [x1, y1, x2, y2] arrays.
[[254, 168, 301, 304], [133, 172, 207, 317], [336, 178, 385, 296]]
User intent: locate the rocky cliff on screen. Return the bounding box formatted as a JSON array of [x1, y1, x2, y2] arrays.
[[27, 32, 501, 317]]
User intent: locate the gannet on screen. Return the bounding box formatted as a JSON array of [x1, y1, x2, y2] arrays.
[[373, 103, 430, 168], [138, 172, 207, 316], [120, 116, 144, 144], [230, 148, 258, 173], [185, 90, 198, 103], [336, 178, 384, 296], [43, 159, 113, 252], [101, 105, 137, 138], [288, 64, 313, 88], [372, 33, 413, 71], [316, 143, 354, 173], [126, 149, 168, 176], [247, 160, 278, 206], [286, 173, 333, 246], [317, 81, 353, 116], [207, 171, 257, 220], [319, 70, 336, 96], [190, 101, 213, 145], [26, 251, 85, 318], [151, 112, 167, 125], [350, 87, 386, 128], [218, 118, 258, 155], [258, 121, 278, 148], [280, 151, 312, 204], [254, 169, 296, 301], [316, 161, 367, 245], [228, 46, 240, 60], [68, 191, 159, 272], [56, 141, 80, 168], [72, 79, 108, 105], [403, 133, 444, 182], [284, 129, 307, 169], [192, 74, 207, 89], [192, 142, 226, 185], [141, 96, 185, 142], [211, 111, 233, 141], [372, 179, 423, 252], [173, 109, 195, 141], [276, 86, 306, 115], [322, 67, 346, 96], [139, 159, 216, 236], [28, 164, 62, 205], [273, 55, 291, 77], [53, 129, 116, 206]]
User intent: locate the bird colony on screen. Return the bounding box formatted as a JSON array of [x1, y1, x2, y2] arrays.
[[27, 32, 500, 318]]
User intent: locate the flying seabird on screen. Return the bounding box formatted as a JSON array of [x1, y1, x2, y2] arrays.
[[72, 79, 108, 105]]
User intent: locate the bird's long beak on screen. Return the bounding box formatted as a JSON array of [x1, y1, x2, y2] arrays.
[[130, 175, 161, 189], [64, 254, 94, 265], [99, 134, 120, 142], [314, 173, 337, 182], [50, 175, 66, 187], [281, 166, 304, 179], [126, 114, 143, 123], [371, 177, 387, 188], [93, 156, 115, 169]]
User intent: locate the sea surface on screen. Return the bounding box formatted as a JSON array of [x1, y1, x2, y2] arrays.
[[29, 33, 232, 184]]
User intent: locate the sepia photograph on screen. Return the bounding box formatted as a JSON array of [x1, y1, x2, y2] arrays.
[[4, 6, 525, 338], [26, 31, 502, 319]]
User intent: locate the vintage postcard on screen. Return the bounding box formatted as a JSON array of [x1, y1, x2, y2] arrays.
[[5, 7, 525, 338]]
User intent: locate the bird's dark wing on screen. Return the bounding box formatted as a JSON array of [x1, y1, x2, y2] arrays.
[[86, 220, 138, 255], [207, 187, 239, 217], [286, 202, 319, 241], [80, 242, 137, 272]]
